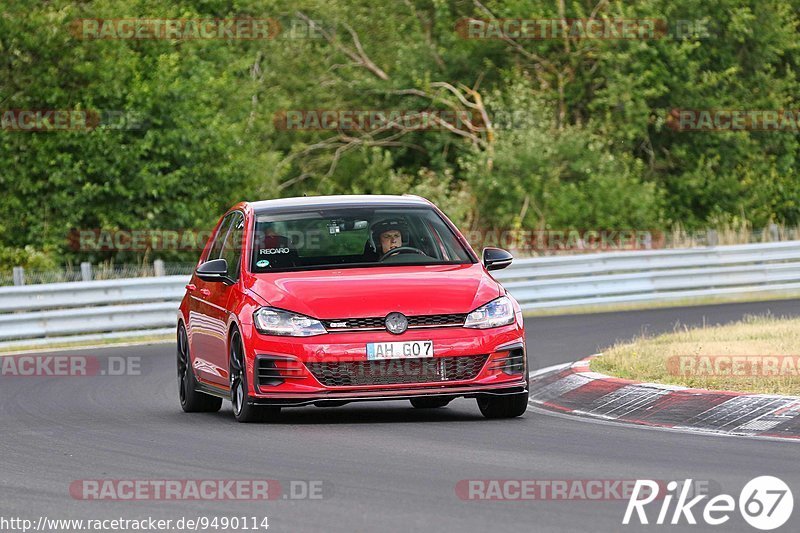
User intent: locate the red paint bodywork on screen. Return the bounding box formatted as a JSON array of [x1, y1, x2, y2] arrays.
[[178, 195, 527, 405]]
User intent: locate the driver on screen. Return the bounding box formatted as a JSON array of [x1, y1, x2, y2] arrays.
[[379, 228, 402, 254], [367, 218, 408, 259]]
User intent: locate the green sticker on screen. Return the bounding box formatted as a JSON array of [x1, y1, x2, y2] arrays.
[[256, 259, 270, 267]]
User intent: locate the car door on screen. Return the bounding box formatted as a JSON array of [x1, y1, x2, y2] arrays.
[[188, 212, 235, 386], [207, 211, 246, 384]]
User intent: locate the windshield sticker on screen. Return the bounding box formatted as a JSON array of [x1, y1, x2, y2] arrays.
[[259, 248, 290, 254], [256, 259, 270, 267]]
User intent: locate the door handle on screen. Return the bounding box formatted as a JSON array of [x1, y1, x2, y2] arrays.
[[185, 284, 196, 292], [200, 288, 211, 297]]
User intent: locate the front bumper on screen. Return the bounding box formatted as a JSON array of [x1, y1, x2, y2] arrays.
[[248, 383, 528, 407], [240, 321, 527, 403]]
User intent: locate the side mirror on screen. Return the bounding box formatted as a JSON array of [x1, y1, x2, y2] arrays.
[[483, 247, 513, 271], [196, 258, 232, 283]]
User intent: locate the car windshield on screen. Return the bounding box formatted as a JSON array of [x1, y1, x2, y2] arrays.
[[250, 206, 474, 272]]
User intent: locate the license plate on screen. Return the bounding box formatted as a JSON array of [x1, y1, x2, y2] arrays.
[[366, 340, 434, 360]]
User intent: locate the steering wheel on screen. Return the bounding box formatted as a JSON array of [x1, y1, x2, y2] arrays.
[[379, 246, 427, 261]]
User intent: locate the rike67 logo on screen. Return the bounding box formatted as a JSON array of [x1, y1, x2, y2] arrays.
[[624, 476, 793, 530]]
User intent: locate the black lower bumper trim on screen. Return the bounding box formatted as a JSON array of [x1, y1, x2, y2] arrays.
[[247, 384, 529, 408]]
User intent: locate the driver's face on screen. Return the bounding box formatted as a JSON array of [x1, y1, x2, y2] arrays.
[[380, 230, 402, 254]]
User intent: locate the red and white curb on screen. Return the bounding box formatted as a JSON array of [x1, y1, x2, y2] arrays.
[[528, 356, 800, 441]]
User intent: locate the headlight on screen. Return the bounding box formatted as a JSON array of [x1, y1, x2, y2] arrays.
[[253, 307, 327, 337], [464, 296, 515, 329]]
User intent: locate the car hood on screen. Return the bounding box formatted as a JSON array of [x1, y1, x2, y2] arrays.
[[246, 263, 502, 319]]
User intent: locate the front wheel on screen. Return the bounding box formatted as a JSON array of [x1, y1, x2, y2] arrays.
[[229, 329, 280, 423], [477, 392, 528, 419]]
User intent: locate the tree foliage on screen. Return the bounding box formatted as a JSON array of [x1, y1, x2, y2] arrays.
[[1, 0, 798, 266]]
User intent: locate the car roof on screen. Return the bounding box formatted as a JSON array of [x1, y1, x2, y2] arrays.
[[249, 194, 432, 214]]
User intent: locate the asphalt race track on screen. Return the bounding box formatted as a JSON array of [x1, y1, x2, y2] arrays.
[[2, 300, 800, 533]]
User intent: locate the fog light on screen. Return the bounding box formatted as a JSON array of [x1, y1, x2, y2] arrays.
[[487, 348, 526, 375]]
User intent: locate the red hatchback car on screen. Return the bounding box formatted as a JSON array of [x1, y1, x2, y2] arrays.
[[177, 195, 528, 422]]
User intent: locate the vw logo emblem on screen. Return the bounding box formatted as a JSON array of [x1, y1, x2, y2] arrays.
[[385, 312, 408, 335]]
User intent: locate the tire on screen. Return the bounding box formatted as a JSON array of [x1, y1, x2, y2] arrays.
[[477, 391, 528, 419], [229, 329, 281, 423], [178, 324, 222, 413], [410, 396, 453, 409]]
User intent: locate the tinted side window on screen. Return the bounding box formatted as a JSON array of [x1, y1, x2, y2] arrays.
[[220, 212, 245, 280], [206, 213, 234, 262]]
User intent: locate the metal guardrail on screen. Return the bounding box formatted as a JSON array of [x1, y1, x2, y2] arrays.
[[1, 241, 799, 347], [492, 240, 800, 310]]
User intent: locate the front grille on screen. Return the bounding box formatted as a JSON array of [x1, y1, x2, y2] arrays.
[[325, 317, 385, 330], [408, 314, 467, 327], [323, 313, 467, 332], [305, 355, 488, 387]]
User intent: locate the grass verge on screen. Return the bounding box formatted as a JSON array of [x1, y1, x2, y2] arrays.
[[590, 315, 800, 395]]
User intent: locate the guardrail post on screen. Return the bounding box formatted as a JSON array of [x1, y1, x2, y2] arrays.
[[641, 231, 653, 250], [12, 267, 25, 286], [80, 262, 93, 282], [153, 259, 165, 277], [769, 223, 779, 242]]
